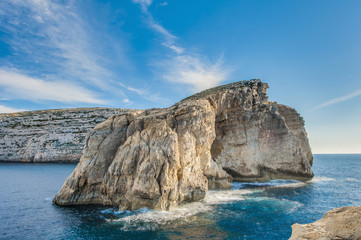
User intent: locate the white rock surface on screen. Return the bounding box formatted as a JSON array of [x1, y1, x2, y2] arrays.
[[54, 80, 313, 210], [289, 206, 361, 240], [0, 108, 129, 162]]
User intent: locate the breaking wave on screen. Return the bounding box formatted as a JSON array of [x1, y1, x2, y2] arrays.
[[244, 176, 336, 189], [345, 177, 359, 182], [101, 175, 335, 231], [104, 187, 254, 230], [203, 189, 253, 204], [309, 176, 335, 183], [108, 202, 213, 231]]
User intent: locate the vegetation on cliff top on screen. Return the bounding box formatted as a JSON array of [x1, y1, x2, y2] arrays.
[[182, 79, 262, 102]]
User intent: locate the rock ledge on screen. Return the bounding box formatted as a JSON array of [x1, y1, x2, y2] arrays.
[[289, 206, 361, 240]]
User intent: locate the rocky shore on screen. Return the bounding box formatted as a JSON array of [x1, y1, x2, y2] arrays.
[[0, 108, 130, 162], [53, 79, 313, 210], [289, 206, 361, 240]]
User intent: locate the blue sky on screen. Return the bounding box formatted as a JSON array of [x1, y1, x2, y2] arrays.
[[0, 0, 360, 153]]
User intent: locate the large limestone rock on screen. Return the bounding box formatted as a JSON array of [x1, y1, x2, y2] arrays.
[[54, 80, 313, 210], [0, 108, 128, 162], [289, 206, 361, 240]]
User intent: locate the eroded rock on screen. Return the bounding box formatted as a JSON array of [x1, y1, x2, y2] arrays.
[[289, 206, 361, 240], [0, 108, 129, 162], [54, 80, 313, 210]]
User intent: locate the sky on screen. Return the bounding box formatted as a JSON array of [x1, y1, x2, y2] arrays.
[[0, 0, 360, 153]]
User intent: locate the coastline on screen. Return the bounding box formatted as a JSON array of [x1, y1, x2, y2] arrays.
[[1, 153, 359, 164], [0, 160, 78, 164]]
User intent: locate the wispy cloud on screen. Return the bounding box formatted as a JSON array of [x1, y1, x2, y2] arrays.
[[0, 69, 105, 104], [0, 105, 26, 113], [314, 88, 361, 110], [0, 0, 117, 90], [150, 21, 184, 54], [133, 0, 230, 91], [134, 0, 184, 54], [162, 55, 229, 92], [119, 82, 144, 95], [0, 0, 139, 105], [119, 82, 170, 105], [122, 98, 131, 104], [133, 0, 153, 12]]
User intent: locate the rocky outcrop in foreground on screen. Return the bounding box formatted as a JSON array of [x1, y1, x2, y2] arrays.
[[289, 206, 361, 240], [0, 108, 129, 162], [54, 80, 313, 210]]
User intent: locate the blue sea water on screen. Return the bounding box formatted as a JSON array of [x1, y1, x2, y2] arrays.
[[0, 154, 360, 240]]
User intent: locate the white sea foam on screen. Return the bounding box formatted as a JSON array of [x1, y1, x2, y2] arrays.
[[308, 176, 335, 183], [203, 189, 253, 204], [268, 181, 308, 189], [265, 176, 335, 189], [107, 188, 254, 230], [345, 177, 359, 182], [104, 176, 335, 230], [100, 208, 117, 214], [250, 196, 303, 213], [242, 179, 308, 189], [109, 202, 213, 231]]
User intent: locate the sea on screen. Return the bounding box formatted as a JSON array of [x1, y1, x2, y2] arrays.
[[0, 154, 360, 240]]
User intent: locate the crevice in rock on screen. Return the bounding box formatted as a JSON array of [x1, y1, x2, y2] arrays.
[[52, 79, 313, 210]]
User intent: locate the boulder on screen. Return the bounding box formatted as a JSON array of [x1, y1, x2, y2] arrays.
[[54, 79, 313, 210], [289, 206, 361, 240]]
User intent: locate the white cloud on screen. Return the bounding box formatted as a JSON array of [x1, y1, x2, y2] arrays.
[[133, 0, 230, 91], [119, 82, 144, 95], [151, 22, 184, 54], [119, 82, 170, 104], [0, 0, 117, 90], [133, 0, 153, 6], [139, 9, 184, 54], [127, 86, 144, 95], [0, 105, 26, 113], [0, 69, 105, 104], [167, 44, 184, 54], [162, 55, 229, 92], [314, 88, 361, 110], [132, 0, 153, 12]]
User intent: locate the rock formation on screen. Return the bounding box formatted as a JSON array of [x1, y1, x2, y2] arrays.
[[289, 206, 361, 240], [0, 108, 129, 162], [53, 79, 313, 210]]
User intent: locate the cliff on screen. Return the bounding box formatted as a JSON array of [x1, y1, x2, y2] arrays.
[[0, 108, 130, 162], [289, 206, 361, 240], [54, 79, 313, 210]]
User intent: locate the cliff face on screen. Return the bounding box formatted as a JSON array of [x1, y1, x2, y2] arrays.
[[289, 206, 361, 240], [0, 108, 129, 162], [54, 80, 313, 210]]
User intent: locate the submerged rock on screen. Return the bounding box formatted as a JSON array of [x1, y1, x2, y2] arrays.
[[0, 108, 129, 162], [289, 206, 361, 240], [54, 79, 313, 210]]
